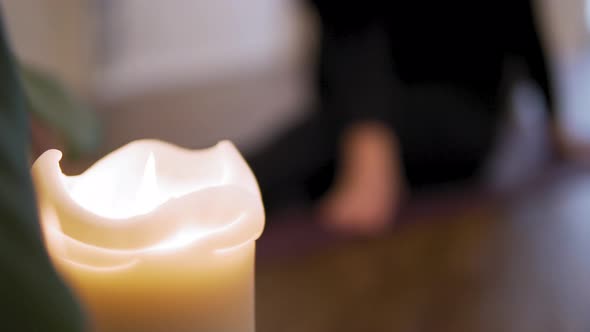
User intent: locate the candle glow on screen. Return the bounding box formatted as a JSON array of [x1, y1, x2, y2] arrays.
[[32, 139, 264, 332]]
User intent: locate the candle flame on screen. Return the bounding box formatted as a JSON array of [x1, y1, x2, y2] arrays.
[[119, 151, 172, 219], [69, 151, 168, 219], [134, 152, 163, 213]]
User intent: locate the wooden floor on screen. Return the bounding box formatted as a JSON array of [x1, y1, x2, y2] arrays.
[[256, 165, 590, 332]]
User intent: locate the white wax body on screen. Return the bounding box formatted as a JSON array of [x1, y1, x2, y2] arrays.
[[32, 140, 264, 332], [51, 241, 255, 332]]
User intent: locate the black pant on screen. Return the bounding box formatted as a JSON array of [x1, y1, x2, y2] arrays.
[[247, 85, 499, 213]]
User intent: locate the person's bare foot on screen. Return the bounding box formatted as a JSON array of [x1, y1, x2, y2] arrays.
[[318, 122, 403, 234], [319, 171, 401, 234]]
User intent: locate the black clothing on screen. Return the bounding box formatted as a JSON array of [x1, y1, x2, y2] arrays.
[[249, 0, 554, 212]]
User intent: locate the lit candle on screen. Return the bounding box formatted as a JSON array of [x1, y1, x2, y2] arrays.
[[32, 140, 265, 332]]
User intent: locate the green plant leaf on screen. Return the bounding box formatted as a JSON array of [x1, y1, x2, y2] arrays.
[[0, 11, 85, 332], [20, 64, 101, 159]]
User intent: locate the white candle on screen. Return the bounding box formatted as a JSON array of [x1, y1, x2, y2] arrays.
[[32, 140, 265, 332]]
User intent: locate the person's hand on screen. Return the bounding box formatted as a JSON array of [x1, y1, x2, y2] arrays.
[[317, 122, 404, 234], [552, 123, 590, 164]]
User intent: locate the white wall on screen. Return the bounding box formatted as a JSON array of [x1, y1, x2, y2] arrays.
[[97, 0, 317, 152], [540, 0, 589, 60], [2, 0, 317, 152], [98, 0, 312, 100], [1, 0, 95, 97], [540, 0, 590, 141]]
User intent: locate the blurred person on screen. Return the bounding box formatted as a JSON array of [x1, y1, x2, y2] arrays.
[[249, 0, 562, 233]]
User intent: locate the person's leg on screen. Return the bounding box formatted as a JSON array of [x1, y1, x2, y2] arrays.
[[394, 85, 499, 188], [246, 110, 339, 214], [248, 85, 499, 223]]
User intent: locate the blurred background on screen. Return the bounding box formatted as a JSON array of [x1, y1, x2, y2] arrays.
[[2, 0, 316, 155], [3, 0, 590, 331], [3, 0, 588, 155]]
